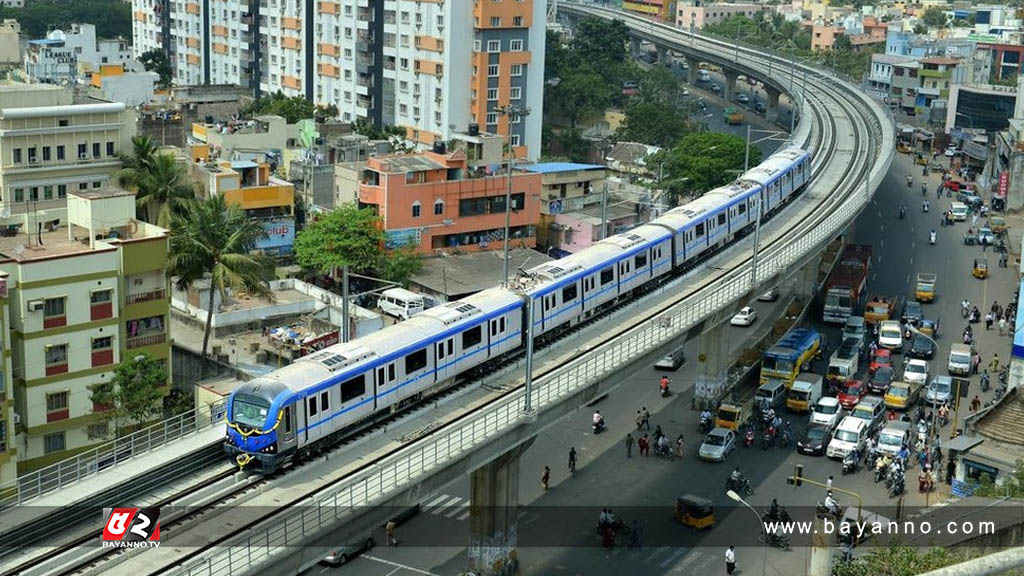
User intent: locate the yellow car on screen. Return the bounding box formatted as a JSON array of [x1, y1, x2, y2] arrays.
[[884, 381, 919, 411]]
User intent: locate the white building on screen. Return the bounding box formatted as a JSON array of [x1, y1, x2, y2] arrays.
[[132, 0, 546, 160], [24, 24, 134, 84]]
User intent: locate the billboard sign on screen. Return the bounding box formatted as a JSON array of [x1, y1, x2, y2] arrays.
[[385, 228, 423, 249], [256, 218, 295, 254], [997, 171, 1009, 199], [299, 331, 340, 356]]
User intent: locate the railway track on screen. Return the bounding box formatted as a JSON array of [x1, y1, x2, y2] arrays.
[[11, 10, 890, 576]]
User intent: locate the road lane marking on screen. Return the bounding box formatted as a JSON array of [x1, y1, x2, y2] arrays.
[[422, 494, 449, 509], [423, 495, 458, 513], [361, 555, 446, 576], [660, 548, 689, 568]]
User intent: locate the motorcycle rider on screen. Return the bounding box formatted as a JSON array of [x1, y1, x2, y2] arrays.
[[929, 229, 937, 245], [907, 175, 914, 187], [899, 204, 907, 219], [769, 498, 780, 519], [824, 491, 840, 517], [656, 433, 671, 455], [923, 199, 930, 212], [592, 410, 604, 431], [699, 408, 713, 430], [660, 375, 670, 395]]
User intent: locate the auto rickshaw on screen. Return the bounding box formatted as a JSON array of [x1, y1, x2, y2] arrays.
[[715, 403, 743, 431], [973, 258, 989, 279], [919, 318, 939, 338], [963, 229, 977, 245], [915, 153, 928, 165], [675, 494, 715, 530], [990, 216, 1007, 236]]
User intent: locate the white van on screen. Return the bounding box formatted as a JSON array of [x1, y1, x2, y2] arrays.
[[876, 421, 911, 457], [826, 416, 868, 459], [697, 69, 711, 82], [949, 202, 969, 221], [378, 288, 433, 320]]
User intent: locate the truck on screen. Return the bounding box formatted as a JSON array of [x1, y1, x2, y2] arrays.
[[863, 295, 904, 325], [787, 373, 823, 413], [823, 245, 872, 324], [915, 273, 937, 303]]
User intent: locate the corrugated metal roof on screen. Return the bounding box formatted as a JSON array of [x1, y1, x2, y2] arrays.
[[518, 162, 604, 174]]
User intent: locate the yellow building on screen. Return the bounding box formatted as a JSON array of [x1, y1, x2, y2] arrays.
[[0, 82, 136, 233], [2, 187, 170, 472], [190, 158, 296, 257]]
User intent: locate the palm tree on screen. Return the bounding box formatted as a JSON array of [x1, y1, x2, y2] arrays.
[[169, 194, 275, 361], [116, 136, 195, 227]]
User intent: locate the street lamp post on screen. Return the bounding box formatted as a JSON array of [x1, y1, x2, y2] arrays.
[[727, 490, 769, 573], [495, 104, 530, 287]]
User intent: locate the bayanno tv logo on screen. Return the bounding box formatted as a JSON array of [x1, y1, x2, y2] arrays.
[[101, 507, 161, 549]]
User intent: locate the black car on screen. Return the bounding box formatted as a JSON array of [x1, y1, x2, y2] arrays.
[[909, 334, 935, 359], [867, 366, 895, 395], [797, 423, 832, 456], [902, 302, 923, 327]]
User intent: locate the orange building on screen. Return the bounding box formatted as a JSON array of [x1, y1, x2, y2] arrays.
[[358, 148, 542, 254]]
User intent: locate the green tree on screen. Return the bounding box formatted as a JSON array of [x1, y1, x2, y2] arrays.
[[921, 7, 949, 29], [572, 17, 630, 67], [549, 69, 611, 127], [244, 92, 336, 123], [832, 544, 977, 576], [557, 128, 590, 162], [655, 132, 763, 203], [379, 247, 423, 286], [974, 458, 1024, 497], [0, 0, 131, 39], [116, 152, 196, 228], [90, 354, 167, 436], [169, 195, 275, 360], [294, 204, 385, 275], [139, 50, 173, 89], [616, 99, 690, 148]]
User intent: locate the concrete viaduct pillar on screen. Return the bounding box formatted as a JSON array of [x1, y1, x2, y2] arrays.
[[467, 439, 534, 576], [684, 56, 698, 84], [693, 322, 730, 411], [656, 45, 667, 64], [723, 70, 738, 103], [765, 86, 781, 124]]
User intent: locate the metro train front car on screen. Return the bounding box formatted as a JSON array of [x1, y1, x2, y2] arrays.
[[224, 379, 292, 471]]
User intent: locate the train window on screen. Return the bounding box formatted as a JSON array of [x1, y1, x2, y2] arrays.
[[600, 267, 614, 285], [718, 213, 726, 225], [284, 406, 291, 432], [437, 342, 445, 360], [405, 349, 427, 373], [500, 317, 505, 332], [463, 325, 483, 347], [738, 203, 746, 214], [376, 366, 385, 386], [320, 391, 329, 412], [635, 253, 648, 268], [308, 396, 318, 416], [447, 339, 453, 356], [388, 363, 396, 382], [340, 375, 366, 402], [562, 284, 577, 301], [695, 223, 705, 237]]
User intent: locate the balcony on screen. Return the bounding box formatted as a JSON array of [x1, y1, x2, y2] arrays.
[[918, 68, 951, 79], [127, 288, 166, 305], [127, 333, 167, 349]]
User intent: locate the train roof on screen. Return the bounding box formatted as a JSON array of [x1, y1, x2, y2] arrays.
[[595, 225, 671, 250], [516, 240, 638, 294], [701, 181, 759, 204], [739, 147, 809, 186], [409, 288, 522, 327]]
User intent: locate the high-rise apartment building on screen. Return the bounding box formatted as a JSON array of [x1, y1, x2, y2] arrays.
[[132, 0, 545, 159]]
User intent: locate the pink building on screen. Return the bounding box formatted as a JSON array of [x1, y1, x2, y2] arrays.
[[675, 2, 766, 31], [551, 204, 639, 254], [357, 148, 543, 254]]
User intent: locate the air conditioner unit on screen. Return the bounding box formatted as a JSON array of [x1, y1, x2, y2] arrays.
[[27, 300, 43, 312], [28, 157, 37, 164], [79, 153, 89, 160]]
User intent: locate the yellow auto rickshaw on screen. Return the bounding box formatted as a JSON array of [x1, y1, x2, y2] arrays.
[[919, 318, 939, 338], [675, 494, 715, 530], [715, 403, 743, 431], [990, 216, 1007, 236], [973, 258, 989, 279]]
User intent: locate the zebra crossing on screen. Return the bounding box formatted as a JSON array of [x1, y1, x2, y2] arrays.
[[421, 493, 472, 521]]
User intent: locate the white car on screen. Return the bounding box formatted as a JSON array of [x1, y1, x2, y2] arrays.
[[977, 227, 996, 245], [757, 289, 779, 302], [944, 147, 960, 157], [903, 358, 930, 386], [809, 397, 844, 430], [877, 320, 903, 350], [730, 306, 757, 326]]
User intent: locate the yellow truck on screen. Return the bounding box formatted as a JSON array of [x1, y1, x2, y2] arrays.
[[864, 295, 903, 325], [915, 273, 937, 303], [884, 381, 921, 411]]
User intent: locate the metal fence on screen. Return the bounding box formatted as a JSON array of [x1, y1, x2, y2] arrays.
[[170, 102, 893, 576], [0, 399, 226, 507]]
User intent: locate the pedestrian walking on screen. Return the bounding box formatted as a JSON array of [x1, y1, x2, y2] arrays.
[[990, 353, 1000, 371], [568, 447, 577, 474], [971, 351, 980, 375], [541, 466, 550, 490], [725, 545, 737, 574], [639, 434, 650, 457], [986, 312, 994, 330], [971, 395, 981, 412], [982, 236, 988, 252], [629, 520, 642, 549], [675, 434, 685, 459], [386, 520, 398, 546], [641, 407, 651, 430], [972, 213, 978, 227], [826, 475, 833, 492], [946, 459, 956, 485], [999, 317, 1008, 336], [625, 433, 635, 458], [635, 410, 644, 430]]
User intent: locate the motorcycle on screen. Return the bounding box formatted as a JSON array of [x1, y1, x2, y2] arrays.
[[889, 473, 905, 498], [898, 206, 906, 219], [923, 201, 930, 213], [842, 452, 859, 475], [981, 373, 991, 392], [816, 501, 843, 521], [726, 476, 755, 496], [779, 429, 792, 449], [921, 183, 927, 196], [929, 231, 936, 245], [592, 418, 606, 435], [760, 531, 790, 550], [654, 441, 675, 460], [907, 175, 914, 188], [761, 427, 775, 451], [761, 506, 792, 524], [699, 414, 713, 434]]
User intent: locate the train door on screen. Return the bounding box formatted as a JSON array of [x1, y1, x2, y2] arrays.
[[279, 403, 297, 454], [304, 390, 327, 443], [435, 337, 455, 381], [376, 362, 397, 409], [617, 257, 632, 293]]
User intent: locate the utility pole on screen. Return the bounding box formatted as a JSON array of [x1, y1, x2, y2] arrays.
[[341, 265, 350, 342], [496, 104, 529, 287], [747, 125, 762, 288], [523, 297, 536, 414], [734, 17, 741, 63], [600, 180, 608, 240]]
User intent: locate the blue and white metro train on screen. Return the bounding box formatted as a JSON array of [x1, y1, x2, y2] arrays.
[[224, 147, 812, 470]]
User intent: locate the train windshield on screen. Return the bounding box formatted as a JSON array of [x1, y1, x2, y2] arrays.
[[233, 394, 271, 428]]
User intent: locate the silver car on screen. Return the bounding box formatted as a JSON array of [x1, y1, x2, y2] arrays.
[[926, 375, 953, 405], [699, 427, 736, 462]]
